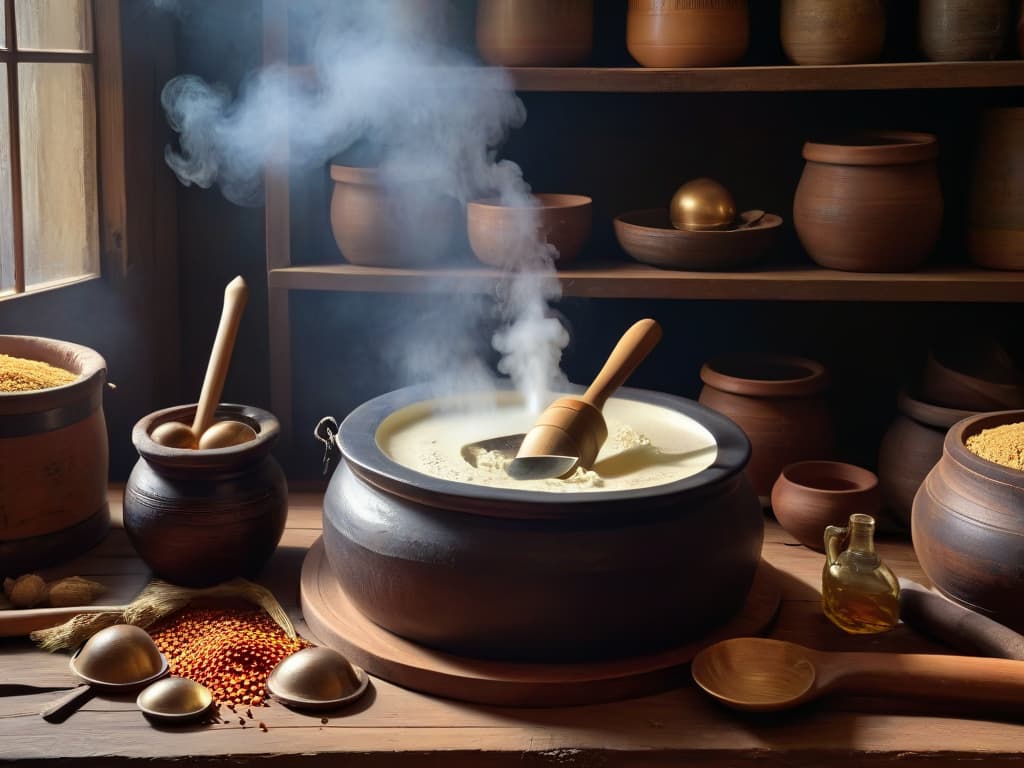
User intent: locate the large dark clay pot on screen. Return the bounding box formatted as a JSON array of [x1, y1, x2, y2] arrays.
[[124, 404, 288, 587], [322, 385, 764, 663], [912, 410, 1024, 632]]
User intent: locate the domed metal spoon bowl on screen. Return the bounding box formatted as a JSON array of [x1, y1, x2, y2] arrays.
[[137, 677, 213, 724], [42, 624, 169, 722], [267, 647, 369, 711]]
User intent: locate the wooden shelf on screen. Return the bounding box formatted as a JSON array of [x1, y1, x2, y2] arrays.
[[292, 61, 1024, 93], [269, 262, 1024, 302]]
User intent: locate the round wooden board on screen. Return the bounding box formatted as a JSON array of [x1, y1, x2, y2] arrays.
[[300, 537, 781, 707]]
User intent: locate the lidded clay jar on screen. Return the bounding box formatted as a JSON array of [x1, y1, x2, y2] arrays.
[[780, 0, 886, 65], [627, 0, 750, 68], [698, 354, 835, 499], [793, 131, 943, 272], [476, 0, 593, 67]]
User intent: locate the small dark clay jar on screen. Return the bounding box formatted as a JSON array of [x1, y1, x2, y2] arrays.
[[123, 404, 287, 587]]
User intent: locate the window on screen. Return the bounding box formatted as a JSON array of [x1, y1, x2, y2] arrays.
[[0, 0, 99, 297]]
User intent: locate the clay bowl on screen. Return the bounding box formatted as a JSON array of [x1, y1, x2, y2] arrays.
[[921, 337, 1024, 411], [771, 461, 881, 552], [913, 409, 1024, 632], [476, 0, 593, 66], [877, 389, 981, 530], [614, 209, 781, 271], [627, 0, 750, 68], [123, 404, 288, 587], [467, 194, 591, 269]]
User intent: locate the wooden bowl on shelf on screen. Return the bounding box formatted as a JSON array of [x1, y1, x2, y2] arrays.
[[467, 193, 591, 269], [613, 209, 781, 271], [626, 0, 750, 68]]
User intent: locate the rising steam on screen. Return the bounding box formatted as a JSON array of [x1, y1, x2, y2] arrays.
[[161, 0, 568, 410]]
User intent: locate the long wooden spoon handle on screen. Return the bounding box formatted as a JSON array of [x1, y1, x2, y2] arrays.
[[191, 276, 248, 436], [832, 651, 1024, 706], [581, 318, 662, 411], [0, 605, 130, 638], [40, 683, 94, 723]]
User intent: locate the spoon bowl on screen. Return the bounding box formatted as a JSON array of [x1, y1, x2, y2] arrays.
[[197, 419, 258, 450], [692, 637, 1024, 713], [267, 647, 369, 711], [137, 677, 213, 723]]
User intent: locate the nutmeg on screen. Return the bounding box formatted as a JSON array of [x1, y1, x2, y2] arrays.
[[3, 573, 48, 608], [46, 576, 105, 607]]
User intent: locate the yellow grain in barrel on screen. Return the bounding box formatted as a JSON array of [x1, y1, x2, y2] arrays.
[[0, 353, 77, 392]]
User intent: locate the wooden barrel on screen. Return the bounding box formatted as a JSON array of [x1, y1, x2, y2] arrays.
[[0, 336, 109, 576]]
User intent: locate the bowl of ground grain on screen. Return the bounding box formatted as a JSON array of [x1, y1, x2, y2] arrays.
[[912, 410, 1024, 633], [0, 336, 110, 576]]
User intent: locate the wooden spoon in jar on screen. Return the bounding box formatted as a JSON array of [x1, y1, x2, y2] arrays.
[[151, 276, 256, 450]]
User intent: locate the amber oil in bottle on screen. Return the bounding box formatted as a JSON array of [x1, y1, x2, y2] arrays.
[[822, 513, 900, 634]]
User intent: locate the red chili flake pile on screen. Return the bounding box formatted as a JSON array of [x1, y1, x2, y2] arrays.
[[149, 606, 311, 707]]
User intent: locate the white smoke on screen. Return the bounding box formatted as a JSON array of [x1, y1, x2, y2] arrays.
[[161, 0, 568, 411]]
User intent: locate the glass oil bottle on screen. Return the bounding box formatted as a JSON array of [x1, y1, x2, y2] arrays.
[[822, 513, 900, 634]]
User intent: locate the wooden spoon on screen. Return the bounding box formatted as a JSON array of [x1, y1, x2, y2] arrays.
[[507, 318, 662, 480], [151, 276, 256, 449], [691, 636, 1024, 713]]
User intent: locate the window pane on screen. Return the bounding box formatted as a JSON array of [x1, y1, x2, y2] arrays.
[[0, 68, 12, 294], [19, 63, 98, 288], [0, 3, 6, 49], [15, 0, 92, 52]]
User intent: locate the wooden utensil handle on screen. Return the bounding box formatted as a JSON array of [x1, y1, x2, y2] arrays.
[[192, 276, 248, 436], [899, 578, 1024, 661], [582, 319, 662, 411], [0, 605, 130, 638], [832, 651, 1024, 706], [40, 684, 94, 723]]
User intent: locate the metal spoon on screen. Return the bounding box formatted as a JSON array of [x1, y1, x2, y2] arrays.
[[267, 646, 369, 711], [137, 677, 213, 724], [691, 637, 1024, 713]]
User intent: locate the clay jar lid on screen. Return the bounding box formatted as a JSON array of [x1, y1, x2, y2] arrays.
[[700, 355, 829, 399], [803, 131, 939, 166]]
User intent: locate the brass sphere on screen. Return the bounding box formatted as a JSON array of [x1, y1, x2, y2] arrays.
[[669, 178, 737, 231]]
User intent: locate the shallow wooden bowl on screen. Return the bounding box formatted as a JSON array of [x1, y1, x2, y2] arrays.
[[614, 209, 781, 271]]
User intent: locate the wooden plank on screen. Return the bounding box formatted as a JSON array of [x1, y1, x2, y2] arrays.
[[95, 0, 127, 277], [269, 263, 1024, 302]]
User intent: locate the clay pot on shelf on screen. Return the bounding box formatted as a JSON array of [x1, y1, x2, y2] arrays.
[[476, 0, 593, 67], [329, 164, 461, 268], [0, 336, 110, 575], [467, 193, 591, 268], [698, 355, 835, 499], [793, 131, 943, 272], [780, 0, 886, 65], [123, 404, 288, 587], [921, 336, 1024, 411], [912, 410, 1024, 632], [626, 0, 750, 68], [877, 390, 980, 530], [969, 107, 1024, 270], [918, 0, 1013, 62], [771, 461, 881, 552]]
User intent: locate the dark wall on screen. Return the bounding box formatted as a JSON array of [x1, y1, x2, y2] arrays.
[[170, 1, 1023, 485]]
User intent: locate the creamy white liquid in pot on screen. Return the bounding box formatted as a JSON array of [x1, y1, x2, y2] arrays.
[[376, 391, 718, 493]]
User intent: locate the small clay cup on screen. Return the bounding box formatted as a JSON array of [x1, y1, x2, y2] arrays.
[[794, 131, 943, 272], [877, 390, 981, 530], [476, 0, 593, 66], [123, 404, 288, 587], [699, 355, 835, 499], [913, 409, 1024, 632], [921, 336, 1024, 411], [626, 0, 750, 68], [780, 0, 886, 65], [918, 0, 1013, 62], [467, 193, 591, 268], [771, 461, 881, 552]]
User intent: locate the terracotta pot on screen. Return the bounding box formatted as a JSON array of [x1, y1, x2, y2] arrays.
[[329, 164, 460, 268], [918, 0, 1013, 61], [698, 355, 835, 498], [476, 0, 593, 67], [780, 0, 886, 65], [877, 390, 980, 529], [123, 404, 288, 587], [467, 193, 591, 268], [921, 336, 1024, 411], [0, 336, 109, 576], [322, 384, 763, 662], [626, 0, 750, 68], [969, 108, 1024, 270], [912, 410, 1024, 632], [771, 461, 880, 552], [793, 131, 943, 272]]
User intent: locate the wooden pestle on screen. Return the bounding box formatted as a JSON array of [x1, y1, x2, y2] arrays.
[[514, 318, 663, 473], [151, 276, 252, 449]]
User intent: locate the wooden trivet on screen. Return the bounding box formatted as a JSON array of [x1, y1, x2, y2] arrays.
[[300, 536, 781, 707]]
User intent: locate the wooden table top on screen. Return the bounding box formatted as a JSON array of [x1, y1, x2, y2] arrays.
[[2, 489, 1023, 767]]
